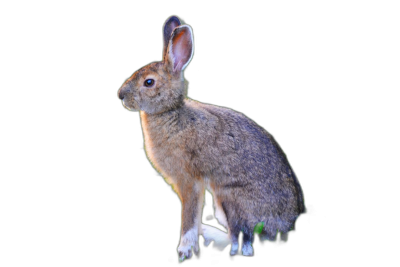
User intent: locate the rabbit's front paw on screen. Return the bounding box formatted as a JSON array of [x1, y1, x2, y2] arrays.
[[177, 228, 199, 262], [178, 245, 200, 262]]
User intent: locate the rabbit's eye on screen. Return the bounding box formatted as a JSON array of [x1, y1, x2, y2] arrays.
[[144, 79, 155, 87]]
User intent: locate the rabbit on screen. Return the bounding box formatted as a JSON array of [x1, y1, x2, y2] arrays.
[[117, 16, 305, 261]]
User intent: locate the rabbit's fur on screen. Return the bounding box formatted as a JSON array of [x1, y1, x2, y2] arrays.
[[118, 16, 305, 261]]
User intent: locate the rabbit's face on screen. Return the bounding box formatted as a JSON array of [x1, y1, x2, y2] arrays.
[[118, 20, 193, 115], [118, 61, 185, 114]]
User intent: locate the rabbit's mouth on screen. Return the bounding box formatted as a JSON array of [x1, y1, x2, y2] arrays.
[[121, 99, 139, 112]]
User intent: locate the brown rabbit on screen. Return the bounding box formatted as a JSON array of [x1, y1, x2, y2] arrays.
[[118, 16, 305, 261]]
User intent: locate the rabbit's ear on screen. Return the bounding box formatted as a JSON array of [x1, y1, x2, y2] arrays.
[[163, 16, 181, 60], [166, 25, 194, 73]]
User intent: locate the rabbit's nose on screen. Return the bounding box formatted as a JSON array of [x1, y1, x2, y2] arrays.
[[118, 85, 129, 100]]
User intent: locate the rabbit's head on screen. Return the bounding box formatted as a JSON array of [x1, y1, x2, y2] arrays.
[[118, 16, 193, 114]]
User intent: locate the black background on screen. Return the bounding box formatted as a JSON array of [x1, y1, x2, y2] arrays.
[[18, 3, 356, 266]]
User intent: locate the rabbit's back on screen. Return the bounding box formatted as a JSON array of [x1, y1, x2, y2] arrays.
[[195, 101, 305, 236]]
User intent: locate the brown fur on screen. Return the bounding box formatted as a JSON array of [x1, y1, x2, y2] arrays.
[[118, 16, 305, 260]]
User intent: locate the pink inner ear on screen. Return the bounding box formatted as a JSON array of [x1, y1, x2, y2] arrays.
[[171, 28, 192, 72]]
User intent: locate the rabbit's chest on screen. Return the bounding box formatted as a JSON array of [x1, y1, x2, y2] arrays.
[[140, 111, 191, 183], [142, 114, 195, 177], [141, 109, 228, 182]]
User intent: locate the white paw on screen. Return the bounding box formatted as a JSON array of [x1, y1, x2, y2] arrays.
[[201, 224, 230, 250], [230, 242, 254, 257], [241, 242, 254, 256], [230, 242, 239, 256], [178, 245, 200, 262], [178, 228, 199, 262]]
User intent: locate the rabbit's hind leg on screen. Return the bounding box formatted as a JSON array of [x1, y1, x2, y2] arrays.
[[215, 199, 254, 256], [200, 224, 230, 249], [230, 228, 254, 257]]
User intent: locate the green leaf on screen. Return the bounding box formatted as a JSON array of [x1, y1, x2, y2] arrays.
[[253, 222, 264, 234]]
